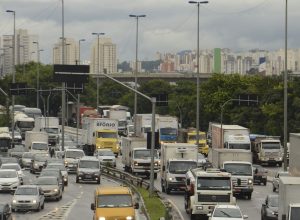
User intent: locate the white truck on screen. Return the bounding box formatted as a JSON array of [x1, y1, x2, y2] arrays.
[[121, 137, 160, 179], [34, 117, 60, 146], [289, 133, 300, 176], [211, 124, 251, 151], [0, 127, 12, 152], [209, 148, 253, 199], [24, 131, 48, 153], [14, 112, 35, 139], [156, 115, 178, 144], [251, 135, 283, 166], [107, 105, 129, 136], [184, 168, 236, 219], [278, 176, 300, 220], [160, 143, 198, 194], [82, 117, 119, 156], [135, 114, 153, 138]]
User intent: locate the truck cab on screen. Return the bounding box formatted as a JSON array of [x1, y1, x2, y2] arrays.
[[95, 129, 119, 157], [0, 127, 12, 152], [187, 130, 209, 155]]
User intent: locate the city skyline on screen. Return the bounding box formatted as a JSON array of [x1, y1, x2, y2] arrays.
[[1, 0, 300, 64]]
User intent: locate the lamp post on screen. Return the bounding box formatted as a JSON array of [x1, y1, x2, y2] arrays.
[[19, 45, 25, 75], [33, 41, 40, 108], [6, 9, 16, 144], [188, 1, 208, 150], [283, 0, 288, 171], [129, 14, 146, 136], [92, 32, 105, 109]]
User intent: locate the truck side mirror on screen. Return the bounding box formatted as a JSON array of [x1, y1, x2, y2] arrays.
[[186, 178, 190, 185], [90, 203, 95, 210], [134, 202, 139, 209]]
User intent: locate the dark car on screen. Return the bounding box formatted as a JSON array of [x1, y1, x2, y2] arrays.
[[261, 194, 278, 220], [39, 168, 64, 191], [30, 154, 48, 174], [253, 164, 268, 186], [0, 203, 12, 220]]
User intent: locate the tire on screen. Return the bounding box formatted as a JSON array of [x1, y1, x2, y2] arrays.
[[264, 180, 267, 186], [65, 181, 68, 186], [161, 181, 165, 193], [278, 162, 282, 167], [36, 203, 41, 212], [76, 177, 79, 183], [273, 186, 276, 192], [247, 193, 252, 200], [166, 186, 171, 194], [12, 208, 16, 212], [41, 202, 44, 210], [154, 173, 157, 179], [97, 178, 100, 184]]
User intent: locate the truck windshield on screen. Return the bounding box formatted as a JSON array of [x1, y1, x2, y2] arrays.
[[32, 143, 48, 151], [160, 128, 177, 135], [65, 151, 84, 159], [17, 121, 34, 128], [134, 150, 158, 159], [0, 140, 10, 148], [228, 143, 250, 150], [188, 134, 206, 141], [196, 177, 231, 190], [224, 163, 252, 176], [97, 194, 132, 208], [262, 143, 281, 149], [169, 161, 197, 174], [79, 161, 99, 169], [290, 207, 300, 220], [44, 128, 59, 134], [118, 121, 127, 127], [97, 132, 117, 139]]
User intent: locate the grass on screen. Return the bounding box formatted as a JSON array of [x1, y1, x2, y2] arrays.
[[137, 187, 166, 220]]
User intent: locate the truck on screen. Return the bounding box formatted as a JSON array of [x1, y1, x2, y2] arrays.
[[156, 115, 178, 144], [24, 131, 48, 152], [250, 134, 283, 167], [278, 176, 300, 220], [186, 128, 209, 156], [211, 124, 251, 151], [34, 117, 60, 146], [208, 148, 253, 199], [184, 168, 236, 219], [160, 143, 198, 194], [14, 112, 35, 139], [135, 114, 153, 138], [121, 137, 160, 179], [82, 117, 119, 156], [0, 127, 12, 152], [107, 105, 129, 136]]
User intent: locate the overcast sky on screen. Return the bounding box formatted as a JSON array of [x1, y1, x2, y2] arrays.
[[1, 0, 299, 64]]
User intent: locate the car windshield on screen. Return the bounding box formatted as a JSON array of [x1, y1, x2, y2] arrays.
[[169, 161, 197, 174], [97, 194, 132, 208], [18, 121, 34, 128], [213, 207, 242, 218], [262, 142, 281, 149], [65, 151, 84, 159], [268, 196, 279, 207], [160, 128, 177, 135], [98, 151, 115, 157], [37, 177, 58, 185], [278, 172, 289, 177], [32, 143, 48, 151], [188, 133, 206, 141], [224, 163, 252, 176], [197, 177, 231, 190], [15, 187, 38, 195], [44, 128, 59, 134], [23, 153, 33, 159], [134, 150, 158, 159], [79, 160, 99, 169], [47, 164, 66, 171], [97, 132, 117, 139], [40, 170, 59, 178], [0, 171, 17, 178], [290, 207, 300, 220], [1, 164, 20, 171], [34, 155, 48, 162], [0, 140, 11, 148]]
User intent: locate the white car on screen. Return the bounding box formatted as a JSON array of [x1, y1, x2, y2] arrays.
[[208, 205, 248, 220], [1, 163, 24, 184], [95, 149, 116, 167], [0, 169, 21, 192]]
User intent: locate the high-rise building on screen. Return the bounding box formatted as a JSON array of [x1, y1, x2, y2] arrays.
[[90, 37, 117, 74], [53, 38, 78, 65]]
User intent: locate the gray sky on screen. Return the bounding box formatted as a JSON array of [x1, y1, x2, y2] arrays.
[[1, 0, 299, 64]]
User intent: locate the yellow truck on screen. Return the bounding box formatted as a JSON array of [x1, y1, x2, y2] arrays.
[[82, 118, 120, 157], [91, 186, 139, 220], [187, 129, 209, 156]]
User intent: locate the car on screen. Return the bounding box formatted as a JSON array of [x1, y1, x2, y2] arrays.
[[8, 144, 27, 159], [36, 176, 63, 201], [20, 152, 35, 168], [95, 149, 116, 167], [76, 156, 101, 184], [64, 149, 85, 173], [208, 204, 248, 220], [30, 154, 48, 174], [11, 185, 45, 212], [39, 168, 64, 191], [0, 157, 19, 167], [1, 163, 24, 185], [261, 194, 279, 220], [46, 163, 69, 186], [272, 171, 289, 192], [90, 186, 139, 220], [0, 169, 21, 192], [253, 164, 268, 186], [0, 202, 12, 220]]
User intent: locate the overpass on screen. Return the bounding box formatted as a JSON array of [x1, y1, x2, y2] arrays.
[[93, 72, 212, 83]]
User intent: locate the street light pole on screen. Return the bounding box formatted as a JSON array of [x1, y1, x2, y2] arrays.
[[61, 0, 66, 152], [33, 41, 40, 108], [6, 9, 16, 144], [92, 33, 105, 109], [189, 1, 208, 150], [283, 0, 288, 172], [129, 14, 146, 136]]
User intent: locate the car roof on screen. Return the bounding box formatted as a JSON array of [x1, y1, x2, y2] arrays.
[[18, 184, 39, 189], [37, 176, 58, 180], [1, 163, 20, 166], [214, 204, 241, 209], [80, 156, 98, 161], [95, 186, 131, 195], [0, 169, 17, 173], [267, 194, 279, 199]]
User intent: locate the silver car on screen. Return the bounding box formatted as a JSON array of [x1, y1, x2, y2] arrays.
[[0, 169, 20, 192], [36, 176, 62, 201], [20, 152, 35, 168], [95, 149, 116, 167], [11, 185, 45, 212], [1, 163, 24, 185], [272, 171, 289, 192]]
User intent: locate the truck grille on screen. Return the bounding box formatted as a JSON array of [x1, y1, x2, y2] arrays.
[[198, 194, 230, 203], [265, 152, 279, 157], [137, 163, 150, 166], [232, 178, 248, 187], [175, 177, 185, 181]]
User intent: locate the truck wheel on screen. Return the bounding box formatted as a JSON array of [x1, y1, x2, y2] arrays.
[[278, 162, 282, 167], [247, 193, 252, 200], [263, 180, 267, 186], [76, 177, 79, 183], [272, 186, 276, 192], [154, 173, 157, 179], [166, 186, 171, 194], [161, 182, 165, 193]]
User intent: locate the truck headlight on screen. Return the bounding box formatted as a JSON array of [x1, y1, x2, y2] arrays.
[[134, 161, 138, 166], [154, 162, 158, 166], [12, 199, 17, 204], [99, 217, 106, 220], [169, 177, 175, 181], [279, 157, 282, 161], [126, 216, 133, 220], [248, 179, 253, 185], [54, 188, 58, 192], [196, 206, 203, 210]]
